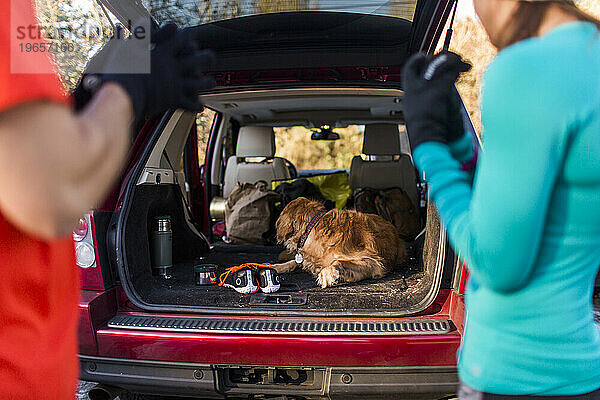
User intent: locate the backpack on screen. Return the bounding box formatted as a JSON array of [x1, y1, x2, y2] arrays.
[[354, 187, 422, 241], [274, 178, 334, 210], [225, 181, 280, 245]]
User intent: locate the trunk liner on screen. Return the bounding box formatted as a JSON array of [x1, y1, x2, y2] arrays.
[[140, 242, 431, 312]]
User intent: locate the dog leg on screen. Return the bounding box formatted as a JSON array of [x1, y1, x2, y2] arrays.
[[278, 248, 295, 262], [337, 257, 386, 283], [317, 263, 341, 288], [271, 260, 299, 274]]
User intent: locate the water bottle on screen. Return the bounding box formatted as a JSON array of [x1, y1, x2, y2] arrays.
[[151, 216, 172, 279]]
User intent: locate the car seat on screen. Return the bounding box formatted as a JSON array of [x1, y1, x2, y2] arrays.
[[223, 126, 292, 198], [349, 123, 419, 209]]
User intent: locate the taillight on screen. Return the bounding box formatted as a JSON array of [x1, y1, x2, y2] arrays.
[[72, 217, 88, 242], [75, 212, 107, 290], [74, 214, 95, 268], [75, 242, 95, 268]]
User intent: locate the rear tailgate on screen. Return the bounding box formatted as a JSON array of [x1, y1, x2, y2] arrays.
[[98, 0, 455, 86]]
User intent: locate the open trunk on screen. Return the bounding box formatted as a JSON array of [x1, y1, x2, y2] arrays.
[[107, 4, 459, 316], [115, 85, 455, 317], [119, 180, 445, 317]]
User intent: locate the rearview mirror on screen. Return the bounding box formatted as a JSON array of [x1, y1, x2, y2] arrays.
[[311, 126, 340, 141]]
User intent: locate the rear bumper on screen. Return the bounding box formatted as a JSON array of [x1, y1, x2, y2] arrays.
[[80, 355, 458, 399]]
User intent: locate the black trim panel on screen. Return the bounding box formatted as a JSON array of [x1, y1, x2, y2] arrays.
[[108, 314, 453, 336], [92, 211, 116, 288], [80, 355, 458, 399]]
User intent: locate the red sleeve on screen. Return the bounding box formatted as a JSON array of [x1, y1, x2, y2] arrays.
[[0, 1, 70, 113]]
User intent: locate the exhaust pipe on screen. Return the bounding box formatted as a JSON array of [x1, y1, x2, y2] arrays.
[[87, 384, 123, 400]]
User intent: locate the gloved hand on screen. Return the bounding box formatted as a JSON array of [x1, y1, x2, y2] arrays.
[[73, 22, 215, 120], [401, 51, 471, 150], [447, 86, 469, 143]]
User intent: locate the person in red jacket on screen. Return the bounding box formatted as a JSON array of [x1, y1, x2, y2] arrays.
[[0, 2, 214, 398]]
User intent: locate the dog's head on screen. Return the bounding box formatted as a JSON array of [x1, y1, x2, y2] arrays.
[[276, 197, 326, 249]]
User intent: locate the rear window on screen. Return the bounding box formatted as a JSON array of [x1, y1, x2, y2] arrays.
[[142, 0, 418, 27], [274, 125, 364, 170]]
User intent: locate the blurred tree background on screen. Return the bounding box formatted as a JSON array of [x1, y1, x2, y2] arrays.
[[452, 0, 600, 136], [254, 0, 318, 14], [274, 126, 364, 170], [145, 0, 242, 26], [35, 0, 113, 90]]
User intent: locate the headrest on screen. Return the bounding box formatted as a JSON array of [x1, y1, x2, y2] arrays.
[[362, 124, 401, 156], [236, 126, 275, 157]]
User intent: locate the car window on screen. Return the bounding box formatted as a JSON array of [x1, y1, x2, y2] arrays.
[[274, 125, 364, 170], [196, 108, 217, 166], [142, 0, 419, 27]]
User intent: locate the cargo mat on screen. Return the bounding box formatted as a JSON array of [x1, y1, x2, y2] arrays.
[[139, 242, 433, 312]]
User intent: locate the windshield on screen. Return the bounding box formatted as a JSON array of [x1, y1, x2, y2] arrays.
[[141, 0, 419, 27]]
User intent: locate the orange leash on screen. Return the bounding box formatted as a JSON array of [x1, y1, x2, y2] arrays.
[[218, 263, 272, 286]]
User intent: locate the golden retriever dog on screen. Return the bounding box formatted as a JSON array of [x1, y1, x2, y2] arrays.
[[273, 197, 406, 288]]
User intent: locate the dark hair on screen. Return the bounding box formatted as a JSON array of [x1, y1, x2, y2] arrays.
[[498, 1, 600, 49]]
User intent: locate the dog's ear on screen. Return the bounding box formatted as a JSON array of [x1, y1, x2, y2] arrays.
[[276, 210, 294, 243], [276, 197, 325, 244], [276, 201, 298, 243], [276, 197, 308, 243]]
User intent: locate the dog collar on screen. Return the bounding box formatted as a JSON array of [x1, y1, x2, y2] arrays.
[[295, 210, 327, 264], [298, 210, 327, 249]]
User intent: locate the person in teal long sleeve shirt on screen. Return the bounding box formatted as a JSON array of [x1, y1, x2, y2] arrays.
[[402, 1, 600, 398]]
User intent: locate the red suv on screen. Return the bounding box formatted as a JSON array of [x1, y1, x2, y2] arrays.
[[77, 1, 594, 399]]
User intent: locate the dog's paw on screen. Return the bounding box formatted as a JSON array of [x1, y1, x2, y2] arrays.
[[317, 267, 340, 288], [272, 260, 299, 274]]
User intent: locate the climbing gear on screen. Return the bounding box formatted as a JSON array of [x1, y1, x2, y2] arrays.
[[257, 267, 281, 293], [219, 263, 280, 294], [219, 263, 259, 294]]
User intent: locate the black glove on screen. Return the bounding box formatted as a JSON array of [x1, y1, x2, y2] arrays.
[[73, 23, 215, 120], [447, 86, 469, 143], [401, 51, 471, 150]]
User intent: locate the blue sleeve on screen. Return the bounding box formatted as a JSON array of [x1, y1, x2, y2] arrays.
[[413, 51, 570, 293], [448, 131, 474, 163]]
